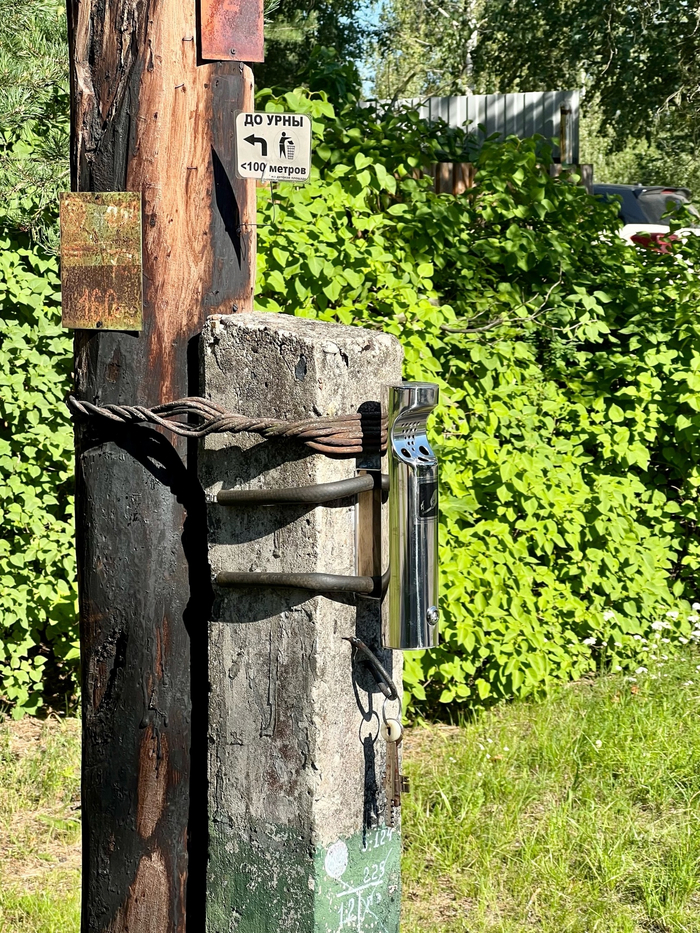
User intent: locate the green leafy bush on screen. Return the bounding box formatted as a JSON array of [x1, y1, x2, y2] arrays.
[[0, 232, 76, 716], [0, 3, 74, 716], [254, 88, 700, 717], [2, 66, 700, 721]]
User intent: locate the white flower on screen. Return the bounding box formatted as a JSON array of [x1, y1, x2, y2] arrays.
[[680, 637, 689, 644], [693, 602, 700, 611], [627, 677, 637, 682], [595, 740, 602, 748], [487, 738, 493, 744], [667, 610, 679, 620], [614, 665, 622, 672], [688, 615, 699, 623], [661, 655, 669, 660], [503, 746, 509, 751], [477, 772, 483, 777], [634, 634, 643, 640], [661, 638, 670, 644], [603, 610, 615, 621], [683, 681, 694, 686], [478, 743, 485, 751], [583, 637, 596, 646], [636, 667, 648, 674], [614, 642, 622, 647], [651, 621, 671, 631]]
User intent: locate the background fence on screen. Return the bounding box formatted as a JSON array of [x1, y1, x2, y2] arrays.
[[391, 91, 581, 163]]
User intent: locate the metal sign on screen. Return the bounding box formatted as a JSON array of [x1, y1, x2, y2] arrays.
[[60, 192, 143, 331], [235, 112, 312, 183], [200, 0, 264, 62]]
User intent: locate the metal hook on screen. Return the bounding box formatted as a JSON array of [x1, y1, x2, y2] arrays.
[[344, 636, 399, 701]]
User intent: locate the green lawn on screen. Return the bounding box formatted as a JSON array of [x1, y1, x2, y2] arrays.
[[3, 653, 700, 932], [0, 717, 80, 933], [402, 652, 700, 932]]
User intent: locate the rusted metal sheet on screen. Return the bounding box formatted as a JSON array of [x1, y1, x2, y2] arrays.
[[60, 192, 143, 331], [200, 0, 264, 62]]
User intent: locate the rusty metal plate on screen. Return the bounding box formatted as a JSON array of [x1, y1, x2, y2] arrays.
[[60, 192, 143, 331], [200, 0, 264, 62]]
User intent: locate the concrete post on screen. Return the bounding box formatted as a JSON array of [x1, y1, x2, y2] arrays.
[[198, 313, 405, 933]]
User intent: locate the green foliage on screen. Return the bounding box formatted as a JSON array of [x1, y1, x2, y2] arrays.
[[0, 0, 69, 248], [254, 0, 368, 93], [0, 1, 75, 717], [470, 0, 700, 196], [471, 0, 700, 149], [373, 0, 700, 196], [0, 232, 77, 717], [581, 98, 700, 198], [254, 87, 700, 717], [369, 0, 479, 100]]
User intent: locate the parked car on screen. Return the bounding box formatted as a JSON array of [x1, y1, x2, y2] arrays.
[[593, 183, 700, 251]]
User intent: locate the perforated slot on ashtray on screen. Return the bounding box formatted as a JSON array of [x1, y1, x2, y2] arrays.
[[394, 417, 435, 463]]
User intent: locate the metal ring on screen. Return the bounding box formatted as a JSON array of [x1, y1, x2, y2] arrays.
[[358, 711, 380, 746], [382, 693, 403, 727]]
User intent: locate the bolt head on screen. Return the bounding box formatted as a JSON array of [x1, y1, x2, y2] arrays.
[[427, 606, 439, 626]]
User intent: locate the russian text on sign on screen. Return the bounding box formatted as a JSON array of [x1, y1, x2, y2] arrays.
[[235, 112, 312, 183]]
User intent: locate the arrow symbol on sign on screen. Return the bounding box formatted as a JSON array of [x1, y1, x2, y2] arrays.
[[244, 134, 268, 156]]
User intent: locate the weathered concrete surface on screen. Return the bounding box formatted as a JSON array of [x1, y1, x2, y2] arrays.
[[199, 313, 403, 933]]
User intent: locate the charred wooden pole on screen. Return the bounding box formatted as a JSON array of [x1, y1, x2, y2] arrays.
[[66, 2, 256, 929]]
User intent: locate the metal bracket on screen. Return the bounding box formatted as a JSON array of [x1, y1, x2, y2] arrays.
[[216, 568, 390, 597], [216, 472, 388, 505], [214, 472, 389, 596]]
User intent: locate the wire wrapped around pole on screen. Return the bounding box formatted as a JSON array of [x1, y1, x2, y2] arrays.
[[66, 395, 387, 457]]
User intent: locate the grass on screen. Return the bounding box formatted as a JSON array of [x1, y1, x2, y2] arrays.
[[4, 654, 700, 932], [402, 651, 700, 932], [0, 716, 80, 933]]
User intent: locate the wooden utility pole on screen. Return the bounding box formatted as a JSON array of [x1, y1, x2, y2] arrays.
[[66, 2, 256, 929]]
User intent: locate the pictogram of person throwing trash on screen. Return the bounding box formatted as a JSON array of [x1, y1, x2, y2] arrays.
[[278, 132, 296, 160]]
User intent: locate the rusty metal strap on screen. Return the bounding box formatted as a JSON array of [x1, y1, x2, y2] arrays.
[[66, 395, 387, 457]]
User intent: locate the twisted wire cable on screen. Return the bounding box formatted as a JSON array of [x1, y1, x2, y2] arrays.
[[66, 395, 387, 456]]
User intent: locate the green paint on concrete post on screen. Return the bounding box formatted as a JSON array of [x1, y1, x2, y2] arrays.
[[207, 822, 313, 933], [207, 821, 401, 933], [315, 826, 401, 932]]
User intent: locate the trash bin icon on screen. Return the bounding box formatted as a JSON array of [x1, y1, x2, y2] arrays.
[[279, 132, 295, 160]]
